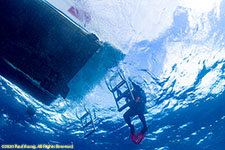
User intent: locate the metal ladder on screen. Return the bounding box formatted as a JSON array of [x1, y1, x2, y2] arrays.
[[76, 106, 97, 137], [105, 70, 135, 112]]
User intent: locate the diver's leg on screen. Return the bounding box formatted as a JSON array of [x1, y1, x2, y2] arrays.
[[138, 113, 147, 133], [123, 109, 133, 128], [123, 109, 135, 134], [138, 113, 147, 127]]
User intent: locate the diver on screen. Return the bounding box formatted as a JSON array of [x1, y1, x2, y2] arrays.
[[122, 81, 147, 135]]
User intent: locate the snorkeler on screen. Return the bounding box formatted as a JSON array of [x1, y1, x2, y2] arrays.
[[123, 81, 148, 136]]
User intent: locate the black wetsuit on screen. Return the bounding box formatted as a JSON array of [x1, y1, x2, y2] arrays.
[[123, 82, 147, 134]]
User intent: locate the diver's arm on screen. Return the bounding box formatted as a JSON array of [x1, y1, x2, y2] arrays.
[[135, 97, 141, 102]]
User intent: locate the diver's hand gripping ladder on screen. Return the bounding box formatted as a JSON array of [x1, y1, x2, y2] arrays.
[[105, 70, 135, 112]]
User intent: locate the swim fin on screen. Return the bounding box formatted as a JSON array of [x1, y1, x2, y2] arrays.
[[133, 132, 146, 144], [130, 129, 147, 144]]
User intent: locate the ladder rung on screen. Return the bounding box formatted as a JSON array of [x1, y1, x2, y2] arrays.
[[111, 80, 126, 92], [83, 121, 92, 128], [84, 129, 96, 137], [115, 89, 129, 102], [80, 112, 89, 120], [118, 103, 129, 112]]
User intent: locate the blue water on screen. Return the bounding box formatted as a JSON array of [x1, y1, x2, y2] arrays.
[[1, 1, 225, 150]]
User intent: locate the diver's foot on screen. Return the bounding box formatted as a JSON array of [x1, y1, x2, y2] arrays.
[[130, 125, 135, 135], [141, 126, 148, 134]]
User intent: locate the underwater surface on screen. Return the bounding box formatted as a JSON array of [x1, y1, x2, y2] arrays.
[[1, 0, 225, 149]]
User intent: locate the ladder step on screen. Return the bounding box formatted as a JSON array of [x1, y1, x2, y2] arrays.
[[80, 112, 89, 120], [84, 129, 96, 137], [83, 121, 92, 128], [118, 103, 129, 112], [111, 80, 126, 92], [115, 89, 129, 102]]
